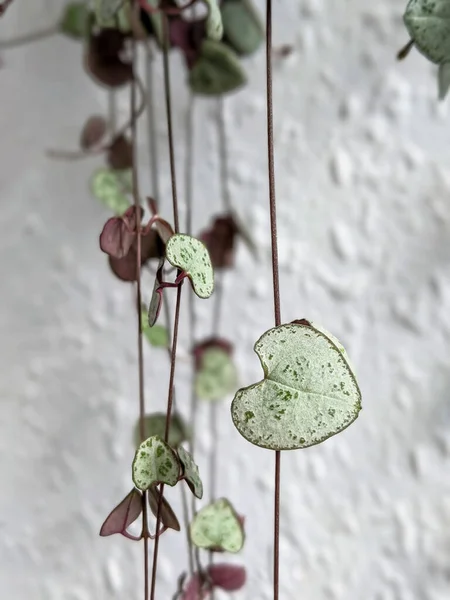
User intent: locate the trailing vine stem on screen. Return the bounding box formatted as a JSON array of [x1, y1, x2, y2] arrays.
[[129, 20, 149, 600], [265, 0, 282, 598], [150, 13, 184, 600], [184, 92, 199, 576]]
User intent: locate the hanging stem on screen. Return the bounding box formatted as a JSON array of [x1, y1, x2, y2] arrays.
[[150, 14, 184, 599], [162, 14, 180, 233], [129, 20, 149, 600], [146, 43, 161, 204], [265, 1, 282, 599]]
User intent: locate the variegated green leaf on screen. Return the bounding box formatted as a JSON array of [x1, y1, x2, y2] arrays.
[[134, 413, 190, 449], [221, 0, 264, 55], [231, 321, 361, 450], [190, 498, 244, 553], [90, 168, 131, 215], [205, 0, 224, 41], [166, 234, 214, 299], [132, 435, 180, 490], [178, 445, 203, 499], [404, 0, 450, 64], [195, 347, 238, 401], [189, 40, 246, 96]]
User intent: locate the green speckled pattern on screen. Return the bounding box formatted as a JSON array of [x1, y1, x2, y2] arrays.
[[177, 445, 203, 499], [132, 435, 180, 491], [190, 498, 244, 553], [205, 0, 224, 41], [231, 322, 362, 450], [195, 347, 238, 401], [166, 234, 214, 299], [404, 0, 450, 64], [94, 0, 124, 26], [90, 168, 130, 215]]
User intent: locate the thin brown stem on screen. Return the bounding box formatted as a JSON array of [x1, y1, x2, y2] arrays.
[[162, 14, 180, 232], [180, 479, 195, 576], [130, 26, 149, 600], [397, 39, 414, 61], [150, 13, 185, 598], [146, 43, 161, 204], [0, 24, 58, 48], [266, 1, 282, 599], [150, 285, 183, 600]]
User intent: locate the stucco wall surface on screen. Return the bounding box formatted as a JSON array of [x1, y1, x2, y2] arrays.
[[2, 1, 450, 599]]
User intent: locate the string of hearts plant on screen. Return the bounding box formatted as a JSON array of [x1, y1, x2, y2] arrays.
[[0, 1, 364, 599], [397, 0, 450, 99]]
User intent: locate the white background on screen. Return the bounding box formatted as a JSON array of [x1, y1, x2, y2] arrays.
[[2, 1, 450, 599]]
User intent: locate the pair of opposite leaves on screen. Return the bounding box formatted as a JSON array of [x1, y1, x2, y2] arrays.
[[132, 436, 244, 552], [403, 0, 450, 99]]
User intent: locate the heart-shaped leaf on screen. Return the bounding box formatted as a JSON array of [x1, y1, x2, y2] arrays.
[[132, 435, 180, 491], [439, 61, 450, 99], [200, 214, 238, 269], [134, 412, 190, 449], [189, 39, 247, 96], [208, 564, 246, 591], [195, 345, 238, 401], [205, 0, 224, 41], [165, 234, 214, 299], [178, 445, 203, 499], [85, 29, 133, 88], [148, 487, 181, 531], [403, 0, 450, 64], [60, 2, 90, 40], [99, 206, 141, 259], [153, 217, 174, 244], [91, 168, 131, 214], [99, 488, 142, 536], [181, 574, 208, 600], [231, 321, 361, 450], [190, 498, 244, 553], [221, 0, 264, 56], [142, 317, 169, 348], [80, 115, 107, 150], [107, 134, 133, 170], [109, 229, 162, 282]]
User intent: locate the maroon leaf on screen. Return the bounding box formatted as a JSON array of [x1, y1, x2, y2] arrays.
[[80, 115, 107, 150], [207, 564, 246, 592], [148, 257, 165, 326], [100, 488, 142, 537], [108, 229, 163, 282], [181, 574, 209, 600], [84, 29, 133, 88], [148, 487, 181, 531], [153, 217, 174, 244], [193, 337, 233, 370], [99, 206, 142, 259], [169, 17, 205, 69], [199, 214, 239, 269], [107, 134, 133, 170]]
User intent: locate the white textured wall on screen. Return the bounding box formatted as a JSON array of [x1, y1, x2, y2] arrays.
[[2, 1, 450, 599]]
